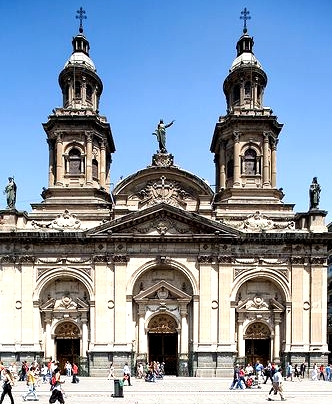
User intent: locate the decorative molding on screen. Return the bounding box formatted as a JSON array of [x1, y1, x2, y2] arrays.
[[197, 255, 214, 264]]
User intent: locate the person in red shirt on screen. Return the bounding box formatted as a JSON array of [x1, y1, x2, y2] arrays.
[[71, 363, 79, 384]]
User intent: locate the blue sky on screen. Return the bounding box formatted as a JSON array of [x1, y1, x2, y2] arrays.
[[0, 0, 331, 222]]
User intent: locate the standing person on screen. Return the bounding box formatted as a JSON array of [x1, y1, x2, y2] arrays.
[[22, 366, 38, 401], [319, 364, 325, 380], [122, 363, 132, 386], [255, 360, 264, 382], [65, 362, 72, 378], [71, 363, 79, 384], [19, 361, 28, 381], [229, 364, 240, 390], [300, 362, 306, 379], [294, 364, 301, 381], [311, 363, 318, 381], [107, 362, 115, 380], [326, 364, 332, 381], [286, 362, 293, 381], [263, 361, 273, 384], [0, 368, 15, 404], [268, 367, 286, 401], [49, 368, 65, 404]]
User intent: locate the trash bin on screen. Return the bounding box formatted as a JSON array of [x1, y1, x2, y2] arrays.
[[112, 379, 124, 398]]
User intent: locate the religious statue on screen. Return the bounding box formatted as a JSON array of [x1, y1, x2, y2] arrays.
[[309, 177, 321, 210], [152, 119, 175, 153], [4, 177, 17, 209]]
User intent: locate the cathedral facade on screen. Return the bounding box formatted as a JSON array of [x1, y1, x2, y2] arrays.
[[0, 18, 330, 377]]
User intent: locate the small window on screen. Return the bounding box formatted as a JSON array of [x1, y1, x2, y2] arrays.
[[86, 84, 93, 101], [75, 81, 81, 98], [243, 148, 257, 175], [68, 148, 82, 175], [233, 85, 240, 104], [92, 159, 98, 179], [244, 81, 251, 96]]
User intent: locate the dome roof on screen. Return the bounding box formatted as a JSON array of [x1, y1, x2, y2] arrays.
[[230, 51, 262, 71], [64, 51, 96, 71]]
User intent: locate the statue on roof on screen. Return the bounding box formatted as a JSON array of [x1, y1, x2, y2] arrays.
[[309, 177, 321, 210], [152, 119, 175, 153], [4, 177, 17, 209]]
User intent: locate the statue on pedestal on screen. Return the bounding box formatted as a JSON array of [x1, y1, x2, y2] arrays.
[[4, 177, 17, 209], [309, 177, 321, 210], [152, 119, 175, 153]]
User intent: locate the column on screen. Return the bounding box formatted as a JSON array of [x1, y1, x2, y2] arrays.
[[138, 306, 146, 355], [47, 140, 55, 187], [180, 306, 188, 355], [55, 133, 63, 186], [233, 132, 240, 186], [82, 316, 88, 356], [263, 132, 270, 186], [113, 258, 128, 344], [100, 141, 106, 188], [237, 319, 245, 358], [271, 139, 277, 188], [86, 132, 93, 185], [45, 317, 52, 359], [198, 258, 211, 343], [274, 316, 281, 361], [219, 141, 226, 190], [89, 301, 95, 347]]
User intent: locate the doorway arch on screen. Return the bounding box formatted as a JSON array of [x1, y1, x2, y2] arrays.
[[244, 322, 271, 365], [147, 314, 178, 375], [54, 321, 81, 373]]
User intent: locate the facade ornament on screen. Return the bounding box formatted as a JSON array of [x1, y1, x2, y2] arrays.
[[152, 119, 175, 153], [54, 295, 78, 310], [32, 210, 82, 231], [309, 177, 321, 210], [197, 255, 214, 264]]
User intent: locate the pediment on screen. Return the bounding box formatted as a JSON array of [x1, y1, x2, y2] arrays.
[[134, 280, 191, 302], [236, 296, 285, 312], [86, 203, 240, 238]]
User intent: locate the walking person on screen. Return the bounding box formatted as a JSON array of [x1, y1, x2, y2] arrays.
[[49, 368, 65, 404], [71, 363, 79, 384], [268, 367, 286, 401], [0, 368, 15, 404], [122, 363, 132, 386], [107, 362, 115, 379], [300, 361, 306, 379], [22, 366, 39, 401]]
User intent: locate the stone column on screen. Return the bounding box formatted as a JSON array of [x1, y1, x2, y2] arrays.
[[271, 139, 278, 188], [237, 317, 245, 358], [89, 301, 95, 347], [113, 256, 128, 344], [45, 316, 52, 359], [86, 132, 93, 185], [274, 315, 281, 361], [219, 141, 226, 190], [138, 306, 147, 355], [100, 141, 106, 188], [263, 132, 270, 186], [55, 133, 63, 186], [48, 140, 55, 187], [180, 305, 188, 355], [233, 132, 240, 186], [198, 256, 211, 343], [82, 316, 88, 356]]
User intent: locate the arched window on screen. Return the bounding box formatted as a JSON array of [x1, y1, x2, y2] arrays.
[[244, 81, 251, 96], [68, 148, 82, 175], [243, 148, 257, 175], [92, 158, 98, 179], [232, 85, 240, 104], [86, 84, 93, 101], [75, 81, 81, 98], [64, 84, 70, 105]]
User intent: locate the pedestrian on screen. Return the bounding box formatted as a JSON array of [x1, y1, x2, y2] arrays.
[[268, 367, 286, 401], [294, 364, 301, 381], [107, 362, 115, 379], [311, 363, 318, 381], [300, 361, 306, 379], [319, 364, 325, 380], [255, 360, 264, 381], [49, 368, 65, 404], [326, 364, 332, 381], [123, 362, 132, 386], [0, 368, 15, 404], [71, 363, 79, 384], [22, 366, 39, 401], [64, 362, 72, 377], [263, 361, 273, 384], [229, 364, 240, 390], [286, 362, 293, 381]]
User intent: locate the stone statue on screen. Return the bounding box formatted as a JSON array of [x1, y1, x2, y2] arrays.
[[152, 119, 175, 153], [4, 177, 17, 209], [309, 176, 321, 210]]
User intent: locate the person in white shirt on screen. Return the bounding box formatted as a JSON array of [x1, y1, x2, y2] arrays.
[[268, 368, 286, 401]]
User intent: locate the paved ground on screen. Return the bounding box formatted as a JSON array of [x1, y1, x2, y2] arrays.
[[8, 376, 332, 404]]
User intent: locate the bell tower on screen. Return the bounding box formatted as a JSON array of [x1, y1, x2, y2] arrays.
[[210, 9, 294, 219], [31, 8, 115, 224]]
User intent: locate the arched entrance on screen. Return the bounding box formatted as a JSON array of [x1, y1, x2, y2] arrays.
[[55, 322, 81, 373], [147, 314, 178, 375], [244, 322, 271, 365]]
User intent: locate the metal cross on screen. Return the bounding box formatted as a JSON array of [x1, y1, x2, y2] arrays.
[[76, 7, 87, 33], [240, 7, 251, 33]]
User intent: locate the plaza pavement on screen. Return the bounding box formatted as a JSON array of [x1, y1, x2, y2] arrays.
[[10, 375, 332, 404]]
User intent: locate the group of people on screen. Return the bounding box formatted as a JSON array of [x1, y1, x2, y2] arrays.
[[107, 360, 165, 385], [0, 359, 81, 404], [310, 363, 332, 381]]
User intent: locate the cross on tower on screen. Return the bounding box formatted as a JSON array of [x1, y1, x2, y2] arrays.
[[240, 7, 251, 33], [76, 7, 87, 33]]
